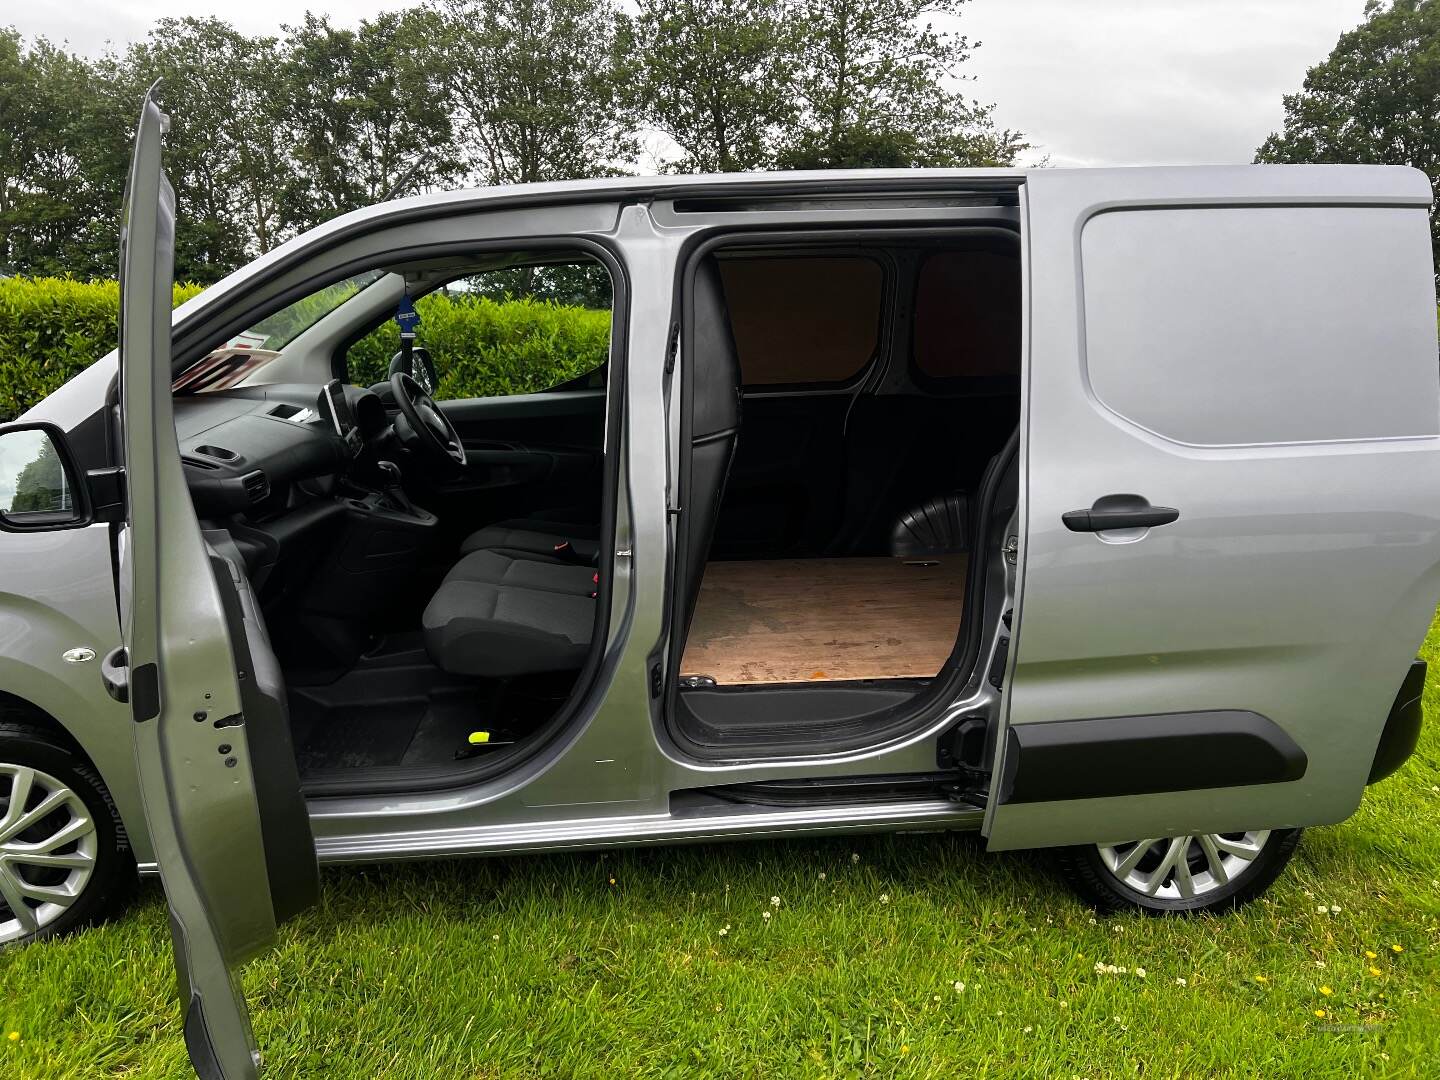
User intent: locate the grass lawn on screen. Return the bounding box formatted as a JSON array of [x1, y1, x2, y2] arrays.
[[3, 630, 1438, 1079]]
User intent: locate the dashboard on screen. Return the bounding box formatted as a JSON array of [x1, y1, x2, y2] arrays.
[[174, 382, 386, 518]]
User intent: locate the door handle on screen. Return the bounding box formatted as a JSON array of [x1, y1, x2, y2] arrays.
[[100, 645, 130, 704], [1063, 494, 1179, 533]]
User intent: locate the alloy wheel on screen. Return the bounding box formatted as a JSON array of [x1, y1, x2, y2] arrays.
[[1095, 831, 1272, 901], [0, 763, 98, 944]]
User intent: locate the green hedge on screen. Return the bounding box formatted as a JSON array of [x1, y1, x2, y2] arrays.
[[0, 277, 204, 421], [345, 292, 611, 398], [0, 276, 611, 421]]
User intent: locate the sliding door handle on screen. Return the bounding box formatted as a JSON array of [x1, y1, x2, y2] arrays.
[[1063, 495, 1179, 533]]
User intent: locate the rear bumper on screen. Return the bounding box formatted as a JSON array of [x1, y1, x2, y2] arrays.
[[1368, 659, 1426, 785]]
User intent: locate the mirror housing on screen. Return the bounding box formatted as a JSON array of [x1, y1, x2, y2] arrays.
[[0, 421, 93, 532]]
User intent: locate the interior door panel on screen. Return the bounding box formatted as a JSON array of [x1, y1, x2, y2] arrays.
[[420, 390, 606, 538]]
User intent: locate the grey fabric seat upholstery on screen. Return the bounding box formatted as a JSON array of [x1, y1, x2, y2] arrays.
[[458, 518, 601, 562], [447, 549, 596, 596], [423, 549, 597, 677], [423, 579, 593, 677], [429, 498, 605, 674]]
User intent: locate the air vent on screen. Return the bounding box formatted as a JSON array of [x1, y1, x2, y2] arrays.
[[182, 456, 220, 471], [241, 470, 270, 504]]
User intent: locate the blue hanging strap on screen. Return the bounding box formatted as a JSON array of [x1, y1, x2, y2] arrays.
[[395, 295, 421, 372]]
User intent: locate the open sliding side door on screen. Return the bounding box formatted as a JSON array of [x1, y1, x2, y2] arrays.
[[986, 165, 1440, 851], [113, 85, 319, 1079]]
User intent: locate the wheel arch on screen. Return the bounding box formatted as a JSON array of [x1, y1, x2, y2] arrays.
[[0, 690, 86, 752], [0, 660, 154, 868]]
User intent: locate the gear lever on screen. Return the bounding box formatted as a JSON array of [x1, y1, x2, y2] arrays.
[[376, 460, 417, 516]]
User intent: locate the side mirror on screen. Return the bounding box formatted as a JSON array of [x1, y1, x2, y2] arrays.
[[0, 421, 91, 532]]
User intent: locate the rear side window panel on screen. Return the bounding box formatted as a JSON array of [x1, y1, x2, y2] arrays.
[[912, 249, 1023, 387], [1080, 206, 1440, 446], [717, 255, 884, 390]]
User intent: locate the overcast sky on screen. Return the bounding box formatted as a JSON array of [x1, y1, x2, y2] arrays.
[[7, 0, 1371, 169]]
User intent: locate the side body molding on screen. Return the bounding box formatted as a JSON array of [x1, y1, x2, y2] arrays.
[[998, 711, 1307, 805]]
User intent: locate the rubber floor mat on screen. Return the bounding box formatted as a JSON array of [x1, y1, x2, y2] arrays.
[[290, 698, 428, 774]]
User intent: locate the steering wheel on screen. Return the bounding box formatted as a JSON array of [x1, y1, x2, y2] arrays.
[[390, 371, 467, 468]]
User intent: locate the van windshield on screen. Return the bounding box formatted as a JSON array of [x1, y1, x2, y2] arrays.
[[173, 270, 385, 395]]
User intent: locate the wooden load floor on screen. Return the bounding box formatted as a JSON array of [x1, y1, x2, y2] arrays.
[[681, 556, 968, 685]]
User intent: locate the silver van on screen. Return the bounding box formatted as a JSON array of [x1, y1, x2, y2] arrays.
[[1, 93, 1435, 1077]]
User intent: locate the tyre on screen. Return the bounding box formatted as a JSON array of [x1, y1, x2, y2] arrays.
[[1055, 828, 1303, 915], [0, 721, 134, 947]]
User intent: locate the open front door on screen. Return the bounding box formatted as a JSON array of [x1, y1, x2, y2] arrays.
[[986, 165, 1440, 852], [114, 86, 319, 1078]]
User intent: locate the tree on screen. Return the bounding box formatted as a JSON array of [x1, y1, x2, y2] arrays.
[[9, 435, 67, 513], [0, 31, 132, 278], [778, 0, 1025, 169], [629, 0, 796, 172], [281, 10, 462, 231], [114, 17, 298, 279], [460, 261, 613, 307], [435, 0, 638, 185], [1257, 0, 1439, 273]]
